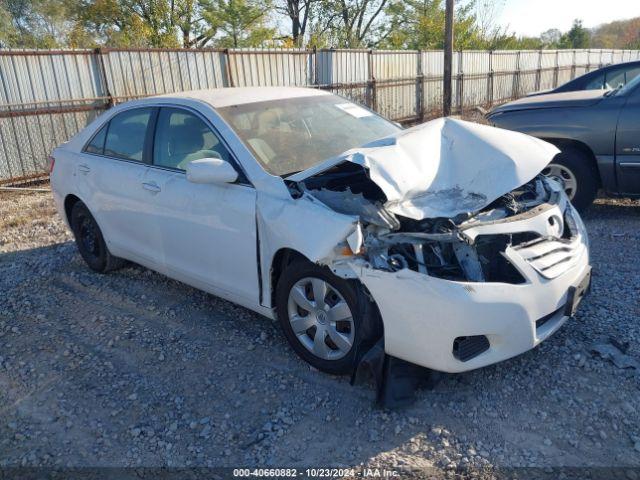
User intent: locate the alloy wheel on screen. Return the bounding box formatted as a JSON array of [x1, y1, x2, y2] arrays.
[[542, 163, 578, 200]]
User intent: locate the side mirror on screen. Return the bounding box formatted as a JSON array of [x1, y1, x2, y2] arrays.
[[186, 157, 238, 185]]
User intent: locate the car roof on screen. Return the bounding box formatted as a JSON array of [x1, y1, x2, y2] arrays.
[[554, 60, 640, 91], [601, 60, 640, 69], [154, 86, 331, 108]]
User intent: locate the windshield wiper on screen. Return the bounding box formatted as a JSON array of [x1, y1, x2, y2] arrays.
[[604, 84, 624, 97]]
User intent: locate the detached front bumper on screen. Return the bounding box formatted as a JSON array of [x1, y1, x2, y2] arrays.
[[351, 204, 591, 373]]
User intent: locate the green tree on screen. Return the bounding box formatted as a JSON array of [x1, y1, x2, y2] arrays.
[[591, 17, 640, 49], [204, 0, 274, 47], [1, 0, 78, 47], [559, 19, 590, 48], [77, 0, 180, 47], [383, 0, 481, 50], [0, 2, 18, 46]]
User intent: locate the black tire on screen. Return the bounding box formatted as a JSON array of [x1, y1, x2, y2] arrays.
[[275, 259, 382, 375], [70, 201, 125, 273], [544, 146, 599, 211]]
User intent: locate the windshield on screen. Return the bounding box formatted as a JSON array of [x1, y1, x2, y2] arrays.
[[611, 73, 640, 97], [217, 95, 401, 176]]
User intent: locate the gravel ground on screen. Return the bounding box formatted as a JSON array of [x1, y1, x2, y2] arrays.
[[1, 189, 639, 477]]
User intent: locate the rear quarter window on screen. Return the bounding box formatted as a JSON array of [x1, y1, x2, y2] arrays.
[[84, 124, 108, 154]]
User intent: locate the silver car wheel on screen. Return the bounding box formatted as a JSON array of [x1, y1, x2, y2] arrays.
[[542, 163, 578, 200], [286, 277, 355, 361]]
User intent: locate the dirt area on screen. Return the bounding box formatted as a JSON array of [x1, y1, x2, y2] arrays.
[[1, 189, 640, 476]]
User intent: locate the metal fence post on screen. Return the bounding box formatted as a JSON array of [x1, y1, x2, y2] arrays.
[[457, 51, 464, 113], [224, 49, 234, 87], [487, 50, 494, 108], [416, 50, 424, 122], [535, 49, 542, 91], [512, 51, 521, 99], [95, 48, 113, 107], [312, 46, 318, 86], [367, 49, 377, 111], [553, 50, 559, 88]]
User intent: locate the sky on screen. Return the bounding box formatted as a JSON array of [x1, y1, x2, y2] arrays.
[[496, 0, 640, 37]]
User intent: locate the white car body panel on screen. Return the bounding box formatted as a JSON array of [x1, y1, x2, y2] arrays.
[[141, 167, 259, 303], [50, 87, 591, 373], [74, 152, 162, 268]]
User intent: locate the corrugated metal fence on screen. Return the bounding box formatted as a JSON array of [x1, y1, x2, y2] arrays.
[[1, 47, 639, 184]]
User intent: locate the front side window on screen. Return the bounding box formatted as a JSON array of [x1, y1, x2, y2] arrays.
[[153, 108, 232, 171], [103, 108, 153, 161], [584, 73, 605, 90], [217, 95, 400, 177]]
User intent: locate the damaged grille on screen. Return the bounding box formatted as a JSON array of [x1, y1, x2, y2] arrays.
[[514, 237, 583, 279], [513, 209, 584, 280]]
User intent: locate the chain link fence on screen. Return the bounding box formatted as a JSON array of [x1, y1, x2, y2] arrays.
[[1, 47, 639, 185]]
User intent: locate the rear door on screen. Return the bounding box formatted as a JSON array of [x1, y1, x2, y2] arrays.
[[616, 84, 640, 194], [142, 106, 259, 303], [76, 107, 163, 267]]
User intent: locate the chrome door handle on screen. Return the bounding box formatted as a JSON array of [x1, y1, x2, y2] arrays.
[[619, 162, 640, 169], [78, 164, 91, 174], [142, 181, 161, 193]]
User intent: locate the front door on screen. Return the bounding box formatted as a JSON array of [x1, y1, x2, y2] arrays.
[[616, 86, 640, 194], [143, 107, 259, 304]]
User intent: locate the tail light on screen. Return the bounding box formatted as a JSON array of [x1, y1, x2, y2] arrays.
[[48, 155, 55, 173]]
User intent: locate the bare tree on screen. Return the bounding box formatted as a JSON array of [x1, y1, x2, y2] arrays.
[[332, 0, 388, 47], [277, 0, 316, 46]]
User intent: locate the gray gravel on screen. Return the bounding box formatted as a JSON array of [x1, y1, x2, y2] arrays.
[[1, 190, 639, 475]]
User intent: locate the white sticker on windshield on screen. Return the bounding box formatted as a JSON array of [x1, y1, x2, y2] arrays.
[[335, 103, 373, 118]]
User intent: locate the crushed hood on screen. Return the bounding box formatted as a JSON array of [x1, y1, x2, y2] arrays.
[[288, 117, 560, 220]]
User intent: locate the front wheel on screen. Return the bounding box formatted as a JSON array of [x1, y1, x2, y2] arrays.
[[275, 260, 382, 375], [542, 146, 599, 211]]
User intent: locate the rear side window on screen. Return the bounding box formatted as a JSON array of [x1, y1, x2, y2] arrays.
[[103, 108, 153, 161], [85, 124, 108, 154]]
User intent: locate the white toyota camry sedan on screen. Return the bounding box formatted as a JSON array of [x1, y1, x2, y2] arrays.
[[50, 87, 591, 375]]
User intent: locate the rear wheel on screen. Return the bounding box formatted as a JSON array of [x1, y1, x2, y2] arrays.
[[542, 146, 599, 211], [70, 201, 125, 273], [276, 260, 382, 375]]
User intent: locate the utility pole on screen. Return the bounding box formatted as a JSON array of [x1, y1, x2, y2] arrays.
[[443, 0, 454, 116]]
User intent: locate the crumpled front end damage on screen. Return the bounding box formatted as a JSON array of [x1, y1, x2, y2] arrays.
[[259, 118, 591, 373]]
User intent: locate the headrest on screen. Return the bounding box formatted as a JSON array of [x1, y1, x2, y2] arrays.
[[169, 123, 205, 156]]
